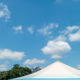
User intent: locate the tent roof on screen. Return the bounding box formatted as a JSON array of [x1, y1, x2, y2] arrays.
[[14, 61, 80, 79]]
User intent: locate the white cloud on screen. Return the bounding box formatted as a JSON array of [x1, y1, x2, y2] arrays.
[[60, 25, 80, 42], [54, 35, 67, 41], [52, 55, 62, 59], [13, 25, 23, 33], [27, 26, 34, 34], [0, 2, 10, 21], [0, 64, 8, 71], [77, 65, 80, 69], [61, 26, 79, 35], [0, 49, 24, 60], [42, 40, 71, 59], [0, 61, 9, 71], [69, 30, 80, 42], [24, 58, 45, 65], [67, 26, 79, 32], [38, 23, 58, 36]]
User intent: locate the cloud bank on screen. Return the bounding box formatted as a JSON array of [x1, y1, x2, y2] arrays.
[[0, 49, 24, 60]]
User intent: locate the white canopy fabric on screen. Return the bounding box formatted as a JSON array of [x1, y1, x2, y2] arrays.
[[13, 61, 80, 79]]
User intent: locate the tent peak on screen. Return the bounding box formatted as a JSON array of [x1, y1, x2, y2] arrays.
[[55, 60, 62, 63], [14, 60, 80, 79]]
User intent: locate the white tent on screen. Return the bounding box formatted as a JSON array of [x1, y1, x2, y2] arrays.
[[13, 61, 80, 79]]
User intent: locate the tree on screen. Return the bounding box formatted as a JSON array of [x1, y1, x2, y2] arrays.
[[12, 64, 20, 69], [7, 64, 32, 79], [32, 66, 41, 72], [24, 67, 32, 74], [0, 64, 32, 80], [0, 64, 42, 80], [0, 71, 8, 80]]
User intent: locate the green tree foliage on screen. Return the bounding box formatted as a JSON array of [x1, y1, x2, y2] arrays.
[[0, 64, 41, 80], [0, 64, 32, 80], [32, 66, 42, 72], [0, 71, 8, 80]]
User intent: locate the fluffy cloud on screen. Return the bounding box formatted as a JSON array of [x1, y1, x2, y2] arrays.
[[60, 25, 80, 42], [24, 58, 45, 65], [69, 30, 80, 42], [0, 64, 8, 71], [0, 61, 9, 71], [42, 40, 71, 59], [0, 2, 10, 21], [38, 23, 58, 36], [13, 25, 23, 33], [67, 26, 79, 32], [41, 25, 80, 59], [61, 26, 79, 35], [27, 26, 34, 34], [0, 49, 24, 60], [54, 35, 67, 41]]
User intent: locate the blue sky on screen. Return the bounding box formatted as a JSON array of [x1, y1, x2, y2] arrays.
[[0, 0, 80, 71]]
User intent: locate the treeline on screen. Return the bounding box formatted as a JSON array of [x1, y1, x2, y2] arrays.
[[0, 64, 41, 80]]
